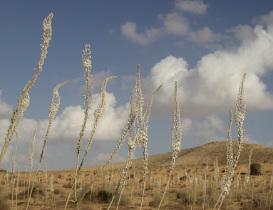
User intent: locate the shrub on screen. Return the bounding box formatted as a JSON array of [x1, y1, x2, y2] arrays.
[[97, 190, 113, 203], [81, 189, 113, 204], [250, 163, 262, 175]]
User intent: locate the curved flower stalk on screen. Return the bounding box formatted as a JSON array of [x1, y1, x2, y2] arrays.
[[139, 84, 162, 209], [64, 76, 117, 210], [11, 131, 19, 206], [76, 44, 93, 158], [135, 64, 144, 124], [214, 73, 246, 210], [0, 90, 30, 162], [74, 44, 93, 202], [26, 81, 70, 210], [0, 13, 53, 162], [79, 76, 117, 171], [106, 91, 136, 166], [244, 148, 253, 189], [158, 81, 182, 210], [28, 121, 40, 196], [107, 65, 162, 210], [11, 132, 19, 177], [76, 91, 137, 209]]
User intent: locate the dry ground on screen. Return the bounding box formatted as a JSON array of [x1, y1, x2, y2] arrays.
[[1, 141, 273, 210]]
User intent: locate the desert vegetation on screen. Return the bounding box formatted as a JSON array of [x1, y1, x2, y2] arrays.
[[0, 13, 271, 210]]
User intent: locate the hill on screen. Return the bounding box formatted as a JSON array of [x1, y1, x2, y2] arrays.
[[77, 140, 273, 173]]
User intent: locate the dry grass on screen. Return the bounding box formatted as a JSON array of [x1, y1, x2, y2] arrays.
[[1, 142, 273, 210]]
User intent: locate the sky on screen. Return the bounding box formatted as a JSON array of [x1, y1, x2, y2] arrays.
[[0, 0, 273, 171]]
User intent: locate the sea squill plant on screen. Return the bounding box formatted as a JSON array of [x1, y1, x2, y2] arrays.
[[107, 65, 162, 210], [158, 81, 182, 210], [11, 132, 19, 207], [244, 148, 253, 189], [214, 73, 246, 210], [0, 13, 53, 162], [28, 121, 39, 196], [74, 44, 93, 202], [76, 90, 137, 209], [26, 81, 70, 210], [65, 75, 117, 210]]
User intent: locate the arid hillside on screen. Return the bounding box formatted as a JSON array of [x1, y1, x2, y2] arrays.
[[1, 141, 273, 210]]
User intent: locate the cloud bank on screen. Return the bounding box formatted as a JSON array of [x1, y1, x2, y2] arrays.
[[120, 0, 217, 45], [142, 24, 273, 117], [0, 92, 129, 146], [175, 0, 209, 15]]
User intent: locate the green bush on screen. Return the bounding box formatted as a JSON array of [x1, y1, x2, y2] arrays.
[[82, 189, 113, 204], [250, 163, 262, 175], [97, 190, 113, 203]]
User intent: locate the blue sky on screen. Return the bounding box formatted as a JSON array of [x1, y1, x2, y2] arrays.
[[0, 0, 273, 171]]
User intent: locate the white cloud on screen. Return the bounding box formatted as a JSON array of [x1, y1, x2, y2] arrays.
[[181, 116, 226, 141], [0, 91, 129, 146], [228, 24, 257, 42], [92, 71, 113, 88], [252, 10, 273, 26], [0, 118, 13, 163], [0, 119, 10, 142], [72, 70, 113, 91], [181, 118, 193, 138], [189, 27, 220, 43], [17, 118, 38, 141], [193, 116, 225, 140], [244, 135, 259, 144], [0, 145, 12, 164], [175, 0, 209, 15], [162, 12, 189, 36], [38, 92, 129, 143], [92, 152, 126, 165], [143, 25, 273, 117], [121, 8, 219, 45], [120, 22, 162, 45], [0, 90, 13, 118]]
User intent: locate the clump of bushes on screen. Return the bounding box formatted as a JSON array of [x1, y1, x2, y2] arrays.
[[250, 163, 262, 175], [81, 189, 113, 203]]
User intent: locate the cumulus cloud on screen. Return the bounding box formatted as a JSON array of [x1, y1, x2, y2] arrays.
[[0, 90, 13, 118], [143, 25, 273, 117], [181, 116, 226, 141], [0, 144, 12, 163], [161, 12, 189, 36], [252, 10, 273, 26], [0, 118, 13, 163], [244, 135, 259, 144], [92, 152, 126, 165], [228, 24, 258, 42], [193, 116, 226, 140], [0, 91, 129, 146], [175, 0, 209, 15], [72, 70, 113, 90], [189, 27, 220, 43], [120, 3, 218, 45], [39, 92, 129, 143], [121, 22, 162, 45]]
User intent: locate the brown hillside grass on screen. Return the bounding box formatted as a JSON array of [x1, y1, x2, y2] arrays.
[[0, 142, 273, 210], [1, 141, 272, 210]]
